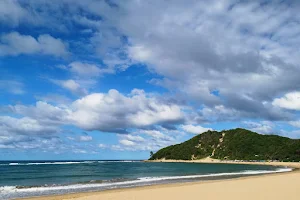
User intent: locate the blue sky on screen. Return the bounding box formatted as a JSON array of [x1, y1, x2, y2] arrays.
[[1, 0, 300, 160]]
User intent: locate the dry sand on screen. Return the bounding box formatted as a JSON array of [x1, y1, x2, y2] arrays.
[[146, 157, 300, 168], [21, 159, 300, 200]]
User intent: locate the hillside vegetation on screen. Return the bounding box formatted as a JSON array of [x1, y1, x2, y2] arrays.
[[150, 128, 300, 162]]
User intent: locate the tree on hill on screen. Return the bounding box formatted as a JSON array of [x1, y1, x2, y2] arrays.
[[150, 128, 300, 162]]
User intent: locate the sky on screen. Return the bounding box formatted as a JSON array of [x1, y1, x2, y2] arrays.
[[1, 0, 300, 160]]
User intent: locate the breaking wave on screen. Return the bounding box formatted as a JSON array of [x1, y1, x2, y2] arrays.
[[0, 167, 292, 200]]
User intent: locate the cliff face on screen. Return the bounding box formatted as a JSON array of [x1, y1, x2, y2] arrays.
[[150, 128, 300, 161]]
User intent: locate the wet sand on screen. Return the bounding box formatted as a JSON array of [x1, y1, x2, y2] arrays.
[[21, 160, 300, 200]]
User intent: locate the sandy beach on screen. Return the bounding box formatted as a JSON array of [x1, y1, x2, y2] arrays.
[[146, 157, 300, 168], [20, 160, 300, 200]]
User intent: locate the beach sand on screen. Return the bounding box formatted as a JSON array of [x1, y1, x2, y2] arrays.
[[146, 157, 300, 168], [21, 160, 300, 200]]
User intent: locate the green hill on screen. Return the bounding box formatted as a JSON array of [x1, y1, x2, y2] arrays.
[[149, 128, 300, 162]]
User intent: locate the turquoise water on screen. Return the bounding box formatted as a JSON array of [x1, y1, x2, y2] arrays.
[[0, 160, 291, 199]]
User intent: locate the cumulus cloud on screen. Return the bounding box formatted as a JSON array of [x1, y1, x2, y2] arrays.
[[108, 0, 300, 120], [64, 61, 114, 77], [118, 134, 145, 142], [0, 32, 68, 57], [51, 79, 88, 96], [2, 0, 300, 153], [0, 114, 96, 153], [0, 0, 27, 27], [111, 127, 185, 152], [0, 115, 69, 152], [5, 89, 184, 134], [0, 89, 187, 152], [289, 121, 300, 128], [280, 129, 300, 139], [69, 89, 184, 132], [181, 125, 213, 135], [243, 121, 274, 134], [3, 1, 300, 122], [0, 116, 59, 136], [79, 135, 92, 141], [10, 101, 70, 125], [53, 62, 114, 96], [35, 94, 72, 105], [68, 62, 101, 76], [98, 144, 107, 149], [119, 139, 135, 146], [272, 92, 300, 110], [0, 102, 67, 151], [0, 135, 63, 152]]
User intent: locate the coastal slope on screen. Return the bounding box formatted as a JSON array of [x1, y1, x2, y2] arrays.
[[150, 128, 300, 161]]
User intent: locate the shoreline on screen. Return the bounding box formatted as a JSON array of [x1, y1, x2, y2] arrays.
[[20, 169, 300, 200], [145, 157, 300, 169], [17, 159, 300, 200]]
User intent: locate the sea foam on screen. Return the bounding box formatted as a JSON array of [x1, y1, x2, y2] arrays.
[[0, 160, 141, 166], [0, 167, 292, 200]]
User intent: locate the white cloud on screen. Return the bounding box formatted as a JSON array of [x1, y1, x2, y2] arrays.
[[67, 137, 75, 141], [243, 121, 274, 134], [280, 129, 300, 139], [69, 89, 183, 132], [73, 16, 102, 29], [118, 134, 145, 142], [69, 62, 101, 76], [5, 89, 184, 137], [128, 45, 153, 62], [2, 2, 300, 118], [0, 32, 68, 57], [10, 101, 70, 125], [0, 102, 70, 151], [289, 121, 300, 128], [1, 0, 300, 154], [119, 139, 135, 146], [200, 105, 241, 121], [0, 116, 59, 136], [51, 79, 88, 96], [37, 34, 69, 57], [181, 125, 213, 135], [89, 30, 131, 70], [35, 94, 72, 105], [0, 91, 181, 153], [2, 1, 299, 122], [98, 143, 107, 149], [95, 0, 300, 121], [272, 92, 300, 110], [73, 149, 88, 154], [79, 135, 92, 141], [53, 62, 114, 96], [2, 88, 187, 152], [0, 0, 27, 27], [111, 145, 124, 151], [60, 80, 86, 95], [112, 128, 183, 152], [141, 130, 174, 141], [68, 61, 113, 77], [0, 114, 98, 153], [0, 135, 65, 152], [0, 80, 25, 94]]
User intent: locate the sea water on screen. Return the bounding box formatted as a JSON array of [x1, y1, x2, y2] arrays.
[[0, 160, 292, 199]]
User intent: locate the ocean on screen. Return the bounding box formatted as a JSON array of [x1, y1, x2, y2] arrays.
[[0, 160, 292, 199]]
